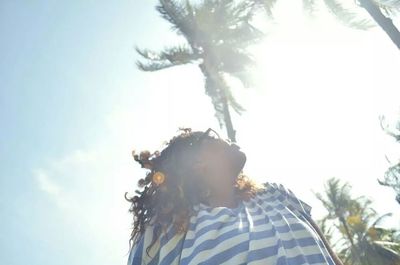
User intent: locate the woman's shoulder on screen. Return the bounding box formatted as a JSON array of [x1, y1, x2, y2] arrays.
[[254, 181, 312, 218], [256, 181, 291, 193], [255, 181, 295, 198], [256, 181, 304, 198]]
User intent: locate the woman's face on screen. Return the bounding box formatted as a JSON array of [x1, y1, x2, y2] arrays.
[[195, 137, 247, 185]]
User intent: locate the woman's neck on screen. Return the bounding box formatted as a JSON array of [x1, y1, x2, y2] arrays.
[[207, 186, 238, 208]]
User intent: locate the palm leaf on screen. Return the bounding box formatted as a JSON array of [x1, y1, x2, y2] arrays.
[[223, 85, 246, 114], [370, 241, 400, 264], [323, 0, 375, 30], [156, 0, 196, 43], [379, 115, 400, 141], [303, 0, 317, 16], [374, 0, 400, 17], [220, 22, 265, 48], [136, 45, 198, 71], [371, 213, 393, 227], [156, 0, 185, 30], [218, 48, 255, 72], [253, 0, 279, 18], [224, 0, 257, 24]]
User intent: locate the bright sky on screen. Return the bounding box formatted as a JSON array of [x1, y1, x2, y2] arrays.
[[1, 1, 400, 265]]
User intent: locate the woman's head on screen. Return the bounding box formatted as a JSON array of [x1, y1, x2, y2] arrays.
[[125, 128, 259, 252], [188, 128, 247, 188]]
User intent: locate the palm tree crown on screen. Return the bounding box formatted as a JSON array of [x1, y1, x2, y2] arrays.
[[137, 0, 264, 141]]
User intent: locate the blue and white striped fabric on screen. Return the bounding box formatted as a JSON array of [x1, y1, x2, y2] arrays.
[[127, 182, 335, 265]]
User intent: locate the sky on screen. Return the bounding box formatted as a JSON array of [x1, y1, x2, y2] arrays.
[[1, 1, 400, 265]]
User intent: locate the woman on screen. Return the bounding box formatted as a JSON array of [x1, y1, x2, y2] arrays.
[[125, 128, 343, 265]]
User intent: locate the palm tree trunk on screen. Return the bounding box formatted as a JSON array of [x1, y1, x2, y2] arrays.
[[358, 0, 400, 50], [339, 216, 362, 262], [200, 59, 237, 142], [221, 93, 237, 142]]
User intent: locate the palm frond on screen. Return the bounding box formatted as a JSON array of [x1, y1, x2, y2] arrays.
[[315, 192, 332, 212], [253, 0, 279, 18], [370, 241, 400, 263], [223, 84, 246, 114], [303, 0, 318, 16], [379, 163, 400, 204], [226, 0, 258, 24], [190, 0, 260, 45], [379, 115, 400, 141], [156, 0, 185, 29], [323, 0, 375, 30], [136, 45, 198, 71], [371, 213, 392, 227], [378, 114, 400, 204], [136, 60, 176, 72], [219, 48, 255, 70], [374, 0, 400, 17], [378, 0, 400, 8], [373, 240, 400, 248], [220, 22, 265, 48], [229, 71, 255, 88], [156, 0, 196, 42]]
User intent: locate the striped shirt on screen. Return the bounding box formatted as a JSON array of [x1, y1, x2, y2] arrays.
[[127, 182, 335, 265]]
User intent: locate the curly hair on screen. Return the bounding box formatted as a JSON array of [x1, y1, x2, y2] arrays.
[[125, 128, 261, 256]]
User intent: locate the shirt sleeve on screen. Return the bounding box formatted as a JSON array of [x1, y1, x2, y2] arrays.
[[263, 182, 312, 219]]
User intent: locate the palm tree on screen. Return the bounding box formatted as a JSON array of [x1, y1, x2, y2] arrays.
[[379, 115, 400, 204], [315, 178, 360, 260], [358, 0, 400, 49], [316, 177, 400, 265], [136, 0, 263, 142], [252, 0, 400, 49]]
